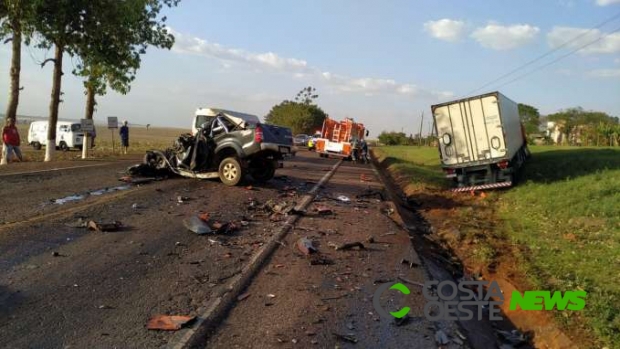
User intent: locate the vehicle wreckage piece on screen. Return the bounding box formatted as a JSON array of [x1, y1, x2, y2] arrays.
[[131, 112, 293, 186], [147, 315, 195, 331]]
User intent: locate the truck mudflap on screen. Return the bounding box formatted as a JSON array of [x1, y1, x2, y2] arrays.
[[451, 181, 513, 192]]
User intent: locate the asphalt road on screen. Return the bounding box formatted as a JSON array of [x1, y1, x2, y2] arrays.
[[3, 151, 415, 348]]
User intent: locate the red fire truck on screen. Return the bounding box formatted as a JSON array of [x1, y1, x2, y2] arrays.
[[314, 117, 368, 158]]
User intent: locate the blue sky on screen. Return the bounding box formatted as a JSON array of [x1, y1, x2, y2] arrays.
[[1, 0, 619, 136]]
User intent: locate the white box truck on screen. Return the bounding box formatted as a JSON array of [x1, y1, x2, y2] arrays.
[[431, 91, 530, 192]]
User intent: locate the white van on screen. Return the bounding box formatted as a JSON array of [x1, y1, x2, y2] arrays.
[[28, 120, 92, 151]]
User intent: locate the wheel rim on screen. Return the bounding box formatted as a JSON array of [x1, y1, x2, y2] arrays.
[[223, 163, 238, 181]]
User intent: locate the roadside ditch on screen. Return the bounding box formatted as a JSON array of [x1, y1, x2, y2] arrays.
[[370, 149, 581, 349]]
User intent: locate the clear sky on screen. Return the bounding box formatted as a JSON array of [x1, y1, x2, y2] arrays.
[[1, 0, 619, 136]]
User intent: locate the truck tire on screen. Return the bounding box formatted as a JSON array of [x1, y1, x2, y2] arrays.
[[251, 160, 276, 183], [32, 142, 42, 150], [219, 157, 244, 186], [59, 141, 69, 152]]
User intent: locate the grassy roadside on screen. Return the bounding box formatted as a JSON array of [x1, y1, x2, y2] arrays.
[[373, 145, 620, 347], [12, 124, 182, 162]]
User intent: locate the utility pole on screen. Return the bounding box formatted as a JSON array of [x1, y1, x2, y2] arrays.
[[417, 111, 424, 147]]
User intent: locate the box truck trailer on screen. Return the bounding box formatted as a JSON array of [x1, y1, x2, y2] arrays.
[[431, 91, 530, 192]]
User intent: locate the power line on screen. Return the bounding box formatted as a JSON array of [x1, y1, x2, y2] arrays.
[[494, 24, 620, 89], [461, 10, 620, 97]]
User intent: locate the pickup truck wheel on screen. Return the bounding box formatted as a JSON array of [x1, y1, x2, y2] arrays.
[[219, 157, 244, 186], [59, 141, 69, 152], [32, 142, 42, 150], [251, 161, 276, 183]]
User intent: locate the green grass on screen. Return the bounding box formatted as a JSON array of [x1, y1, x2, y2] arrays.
[[375, 145, 620, 346], [372, 146, 447, 190]]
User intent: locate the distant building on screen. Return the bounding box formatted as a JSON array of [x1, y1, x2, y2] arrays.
[[546, 121, 563, 144]]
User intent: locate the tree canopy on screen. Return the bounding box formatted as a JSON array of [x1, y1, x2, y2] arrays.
[[265, 86, 327, 135], [518, 103, 541, 135]]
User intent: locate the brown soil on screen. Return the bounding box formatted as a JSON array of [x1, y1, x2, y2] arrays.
[[373, 149, 591, 349]]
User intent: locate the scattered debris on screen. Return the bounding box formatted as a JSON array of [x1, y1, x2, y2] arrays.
[[183, 216, 213, 235], [320, 294, 349, 301], [397, 276, 425, 288], [146, 315, 195, 331], [394, 314, 410, 326], [51, 251, 61, 257], [65, 218, 88, 228], [315, 206, 333, 215], [435, 329, 450, 345], [296, 237, 318, 255], [332, 333, 358, 344], [336, 195, 351, 203], [131, 203, 140, 209], [237, 292, 251, 301], [496, 329, 528, 346], [87, 220, 123, 232], [400, 258, 420, 268], [98, 305, 114, 309], [356, 188, 384, 201], [177, 196, 190, 204], [366, 235, 375, 243], [266, 294, 276, 298], [309, 256, 334, 266], [335, 241, 365, 251], [373, 278, 394, 284], [383, 207, 395, 216], [452, 336, 464, 345], [360, 174, 372, 182]]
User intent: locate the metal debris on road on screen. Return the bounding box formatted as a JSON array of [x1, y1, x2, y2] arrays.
[[335, 242, 365, 251], [332, 333, 358, 343], [336, 195, 351, 203], [397, 276, 425, 288], [183, 216, 213, 235], [315, 206, 333, 215], [296, 237, 318, 255], [435, 329, 449, 345], [356, 188, 384, 201], [237, 292, 251, 301], [496, 329, 528, 346], [309, 256, 334, 266], [146, 315, 195, 331], [87, 220, 123, 232]]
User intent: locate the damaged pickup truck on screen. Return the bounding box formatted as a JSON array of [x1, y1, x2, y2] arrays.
[[131, 108, 293, 186]]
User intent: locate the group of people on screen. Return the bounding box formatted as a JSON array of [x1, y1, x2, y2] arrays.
[[350, 138, 369, 164], [1, 118, 132, 165]]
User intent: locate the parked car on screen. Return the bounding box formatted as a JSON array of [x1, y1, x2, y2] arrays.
[[28, 120, 92, 151], [293, 134, 309, 146], [133, 108, 293, 186]]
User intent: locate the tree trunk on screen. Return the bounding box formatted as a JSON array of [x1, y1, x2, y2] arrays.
[[1, 24, 22, 166], [5, 23, 21, 121], [45, 44, 63, 162], [81, 83, 96, 159]]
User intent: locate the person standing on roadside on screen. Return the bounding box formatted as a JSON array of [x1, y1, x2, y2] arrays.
[[119, 120, 129, 154], [1, 117, 23, 165], [360, 138, 369, 164]]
